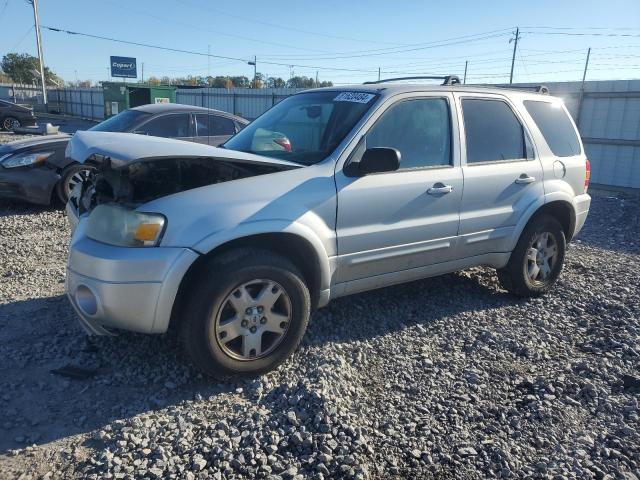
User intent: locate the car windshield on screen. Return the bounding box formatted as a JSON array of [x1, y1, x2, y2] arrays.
[[223, 91, 378, 165], [89, 109, 151, 132]]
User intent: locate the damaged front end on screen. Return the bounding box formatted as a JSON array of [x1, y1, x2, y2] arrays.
[[72, 154, 294, 216], [65, 132, 302, 226]]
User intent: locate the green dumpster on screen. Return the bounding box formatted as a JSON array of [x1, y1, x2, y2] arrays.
[[102, 82, 177, 118]]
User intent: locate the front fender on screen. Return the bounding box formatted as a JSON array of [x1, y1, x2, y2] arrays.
[[192, 219, 334, 292]]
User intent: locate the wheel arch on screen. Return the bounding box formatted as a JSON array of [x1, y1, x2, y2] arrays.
[[513, 198, 576, 250], [169, 231, 328, 334]]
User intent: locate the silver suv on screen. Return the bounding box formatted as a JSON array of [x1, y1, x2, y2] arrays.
[[65, 77, 591, 378]]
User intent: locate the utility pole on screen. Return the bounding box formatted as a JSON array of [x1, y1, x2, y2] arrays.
[[378, 67, 381, 81], [247, 55, 257, 88], [315, 71, 319, 87], [141, 62, 144, 83], [509, 27, 520, 84], [30, 0, 48, 109], [463, 61, 468, 84], [576, 47, 591, 128]]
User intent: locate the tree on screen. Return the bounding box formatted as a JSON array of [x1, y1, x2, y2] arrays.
[[287, 76, 315, 88], [266, 76, 286, 88], [146, 76, 162, 86], [1, 53, 60, 85], [229, 76, 250, 88], [67, 79, 93, 88], [251, 73, 264, 89]]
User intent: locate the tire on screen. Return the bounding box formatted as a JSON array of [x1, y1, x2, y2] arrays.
[[180, 248, 311, 379], [56, 163, 94, 204], [2, 116, 21, 131], [497, 214, 566, 297]]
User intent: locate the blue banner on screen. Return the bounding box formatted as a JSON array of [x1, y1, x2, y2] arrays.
[[110, 56, 137, 79]]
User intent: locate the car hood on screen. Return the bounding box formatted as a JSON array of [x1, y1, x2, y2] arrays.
[[0, 134, 70, 154], [66, 130, 301, 169]]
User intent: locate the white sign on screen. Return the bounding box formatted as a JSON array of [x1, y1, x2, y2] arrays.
[[111, 101, 119, 115], [154, 97, 170, 104], [333, 92, 375, 103]]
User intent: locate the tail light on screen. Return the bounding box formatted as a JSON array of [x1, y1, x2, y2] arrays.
[[273, 137, 292, 152], [584, 158, 591, 193]]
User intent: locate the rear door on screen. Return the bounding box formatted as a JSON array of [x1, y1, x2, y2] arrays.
[[335, 93, 463, 283], [134, 113, 192, 142], [455, 94, 544, 257], [194, 113, 237, 146]]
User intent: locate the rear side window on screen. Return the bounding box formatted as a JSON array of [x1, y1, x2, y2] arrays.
[[524, 100, 581, 157], [197, 114, 236, 136], [462, 99, 527, 163]]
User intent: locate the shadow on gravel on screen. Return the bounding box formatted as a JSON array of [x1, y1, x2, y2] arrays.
[[575, 189, 639, 255], [0, 268, 515, 455]]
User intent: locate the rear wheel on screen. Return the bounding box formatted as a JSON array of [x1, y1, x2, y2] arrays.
[[56, 163, 94, 204], [2, 116, 21, 131], [497, 214, 566, 297], [180, 248, 311, 379]]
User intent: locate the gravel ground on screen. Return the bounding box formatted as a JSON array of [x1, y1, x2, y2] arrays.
[[1, 132, 639, 479]]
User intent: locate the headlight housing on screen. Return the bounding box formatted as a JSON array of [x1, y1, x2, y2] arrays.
[[85, 204, 166, 247], [1, 151, 54, 168]]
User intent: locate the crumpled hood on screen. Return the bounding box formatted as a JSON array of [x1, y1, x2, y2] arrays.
[[0, 133, 70, 154], [66, 131, 302, 169]]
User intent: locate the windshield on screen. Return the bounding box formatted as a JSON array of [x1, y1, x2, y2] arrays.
[[89, 109, 151, 132], [224, 91, 378, 165]]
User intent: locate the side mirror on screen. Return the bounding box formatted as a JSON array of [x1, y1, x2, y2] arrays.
[[356, 147, 401, 176]]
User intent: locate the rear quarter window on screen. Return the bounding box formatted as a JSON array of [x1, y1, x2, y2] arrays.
[[524, 100, 581, 157]]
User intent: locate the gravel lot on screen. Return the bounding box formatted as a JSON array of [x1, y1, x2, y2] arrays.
[[0, 132, 639, 479]]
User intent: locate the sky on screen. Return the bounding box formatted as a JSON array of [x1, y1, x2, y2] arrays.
[[1, 0, 639, 85]]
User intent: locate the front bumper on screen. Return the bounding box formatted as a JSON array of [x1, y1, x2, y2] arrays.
[[66, 221, 199, 335], [0, 165, 59, 205]]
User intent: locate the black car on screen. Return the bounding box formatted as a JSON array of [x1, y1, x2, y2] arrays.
[[0, 103, 248, 205], [0, 99, 37, 131]]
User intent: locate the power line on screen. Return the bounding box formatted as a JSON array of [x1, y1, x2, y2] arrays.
[[523, 30, 640, 38], [256, 30, 514, 60], [102, 0, 331, 54], [175, 0, 407, 46], [41, 26, 381, 74]]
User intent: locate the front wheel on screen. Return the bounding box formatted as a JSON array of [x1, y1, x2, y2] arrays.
[[497, 215, 566, 297], [180, 248, 311, 379], [2, 116, 21, 131], [56, 163, 94, 204]]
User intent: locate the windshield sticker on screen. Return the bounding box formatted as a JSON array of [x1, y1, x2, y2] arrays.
[[334, 92, 375, 103]]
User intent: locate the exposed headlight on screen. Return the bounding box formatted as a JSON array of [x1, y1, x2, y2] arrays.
[[1, 151, 54, 168], [85, 204, 166, 247]]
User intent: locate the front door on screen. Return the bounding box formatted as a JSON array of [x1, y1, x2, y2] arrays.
[[455, 95, 544, 258], [335, 94, 463, 283]]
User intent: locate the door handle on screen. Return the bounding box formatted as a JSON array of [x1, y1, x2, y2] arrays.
[[427, 183, 453, 195], [515, 174, 536, 185]]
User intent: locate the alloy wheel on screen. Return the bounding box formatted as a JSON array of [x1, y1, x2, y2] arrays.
[[65, 168, 92, 199], [526, 231, 559, 285], [213, 279, 292, 361], [3, 117, 20, 131]]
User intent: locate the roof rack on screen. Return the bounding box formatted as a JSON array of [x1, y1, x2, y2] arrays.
[[364, 75, 461, 86], [492, 84, 550, 95]]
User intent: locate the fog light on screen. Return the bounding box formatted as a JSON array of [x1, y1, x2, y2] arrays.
[[75, 285, 98, 316]]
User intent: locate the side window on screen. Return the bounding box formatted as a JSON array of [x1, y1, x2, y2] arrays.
[[365, 98, 451, 169], [524, 100, 581, 157], [212, 116, 236, 136], [138, 114, 190, 138], [462, 99, 528, 163]]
